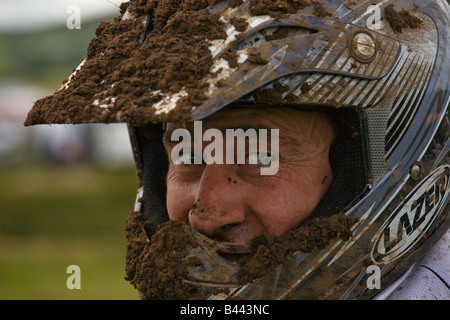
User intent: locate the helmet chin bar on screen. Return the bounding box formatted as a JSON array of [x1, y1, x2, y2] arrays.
[[128, 108, 449, 300], [181, 224, 250, 285], [124, 0, 449, 300]]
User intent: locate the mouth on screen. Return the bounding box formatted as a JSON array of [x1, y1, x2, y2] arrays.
[[181, 224, 252, 285]]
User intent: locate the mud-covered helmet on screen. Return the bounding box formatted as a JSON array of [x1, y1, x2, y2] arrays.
[[25, 0, 449, 300]]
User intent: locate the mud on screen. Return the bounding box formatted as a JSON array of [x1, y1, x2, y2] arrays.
[[125, 211, 204, 300], [24, 0, 332, 126], [125, 210, 357, 299], [25, 0, 228, 126], [252, 82, 293, 104], [250, 0, 331, 18], [236, 214, 357, 283], [385, 3, 423, 33], [26, 0, 358, 299]]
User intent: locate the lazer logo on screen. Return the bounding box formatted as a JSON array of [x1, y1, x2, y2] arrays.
[[371, 165, 450, 264]]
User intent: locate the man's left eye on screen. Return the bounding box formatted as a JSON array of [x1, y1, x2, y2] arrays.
[[247, 152, 277, 165], [177, 151, 203, 164]]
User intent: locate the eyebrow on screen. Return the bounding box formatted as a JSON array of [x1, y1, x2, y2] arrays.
[[162, 122, 297, 150]]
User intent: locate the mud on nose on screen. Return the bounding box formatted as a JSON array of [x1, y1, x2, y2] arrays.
[[188, 192, 247, 237]]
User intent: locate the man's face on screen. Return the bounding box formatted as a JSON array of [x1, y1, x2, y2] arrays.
[[162, 108, 335, 245]]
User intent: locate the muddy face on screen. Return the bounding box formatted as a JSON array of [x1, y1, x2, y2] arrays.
[[163, 107, 336, 245]]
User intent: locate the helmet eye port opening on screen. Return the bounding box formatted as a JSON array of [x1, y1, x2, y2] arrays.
[[310, 106, 370, 219]]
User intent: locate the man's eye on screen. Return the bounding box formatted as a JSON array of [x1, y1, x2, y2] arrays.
[[177, 152, 203, 165], [247, 152, 277, 165]]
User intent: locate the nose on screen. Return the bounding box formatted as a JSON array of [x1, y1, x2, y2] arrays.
[[188, 164, 247, 241]]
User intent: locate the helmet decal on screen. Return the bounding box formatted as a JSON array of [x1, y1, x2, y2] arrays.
[[371, 165, 450, 264]]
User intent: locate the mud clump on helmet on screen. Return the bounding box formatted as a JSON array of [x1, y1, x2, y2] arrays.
[[125, 211, 203, 300], [125, 210, 357, 299], [236, 214, 358, 284], [250, 0, 331, 18], [24, 0, 336, 126], [384, 3, 423, 33], [25, 0, 229, 126]]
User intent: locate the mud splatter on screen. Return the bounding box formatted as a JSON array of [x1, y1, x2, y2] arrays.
[[385, 3, 422, 33], [125, 210, 357, 299]]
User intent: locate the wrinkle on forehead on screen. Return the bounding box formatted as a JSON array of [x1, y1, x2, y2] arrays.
[[163, 107, 335, 149]]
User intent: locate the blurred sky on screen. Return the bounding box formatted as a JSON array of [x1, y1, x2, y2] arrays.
[[0, 0, 137, 301], [0, 0, 133, 168], [0, 0, 128, 34]]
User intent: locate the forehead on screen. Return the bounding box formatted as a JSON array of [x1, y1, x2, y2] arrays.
[[165, 107, 319, 133], [162, 107, 336, 151]]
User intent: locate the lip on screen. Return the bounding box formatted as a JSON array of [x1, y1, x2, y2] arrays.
[[209, 222, 265, 247], [209, 234, 256, 247]]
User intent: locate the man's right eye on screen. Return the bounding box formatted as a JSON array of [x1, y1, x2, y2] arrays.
[[175, 152, 203, 165], [247, 152, 277, 165]]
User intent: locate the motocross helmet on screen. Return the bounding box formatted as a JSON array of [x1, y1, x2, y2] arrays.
[[25, 0, 450, 300]]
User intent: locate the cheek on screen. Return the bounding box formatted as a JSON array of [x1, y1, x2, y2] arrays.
[[166, 180, 196, 222], [251, 187, 312, 236], [249, 166, 332, 236]]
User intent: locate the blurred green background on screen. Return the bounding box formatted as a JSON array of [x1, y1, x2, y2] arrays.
[[0, 0, 139, 299], [2, 0, 449, 301]]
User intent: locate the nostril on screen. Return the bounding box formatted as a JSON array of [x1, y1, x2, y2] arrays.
[[218, 224, 233, 233], [209, 223, 243, 243], [187, 183, 248, 239]]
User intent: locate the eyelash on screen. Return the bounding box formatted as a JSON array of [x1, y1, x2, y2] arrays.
[[176, 152, 204, 165], [247, 152, 277, 165], [171, 151, 277, 167]]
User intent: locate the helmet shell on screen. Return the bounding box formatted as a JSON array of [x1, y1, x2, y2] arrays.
[[26, 0, 450, 299]]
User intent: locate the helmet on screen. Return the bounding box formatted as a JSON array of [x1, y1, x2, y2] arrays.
[[25, 0, 450, 300]]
